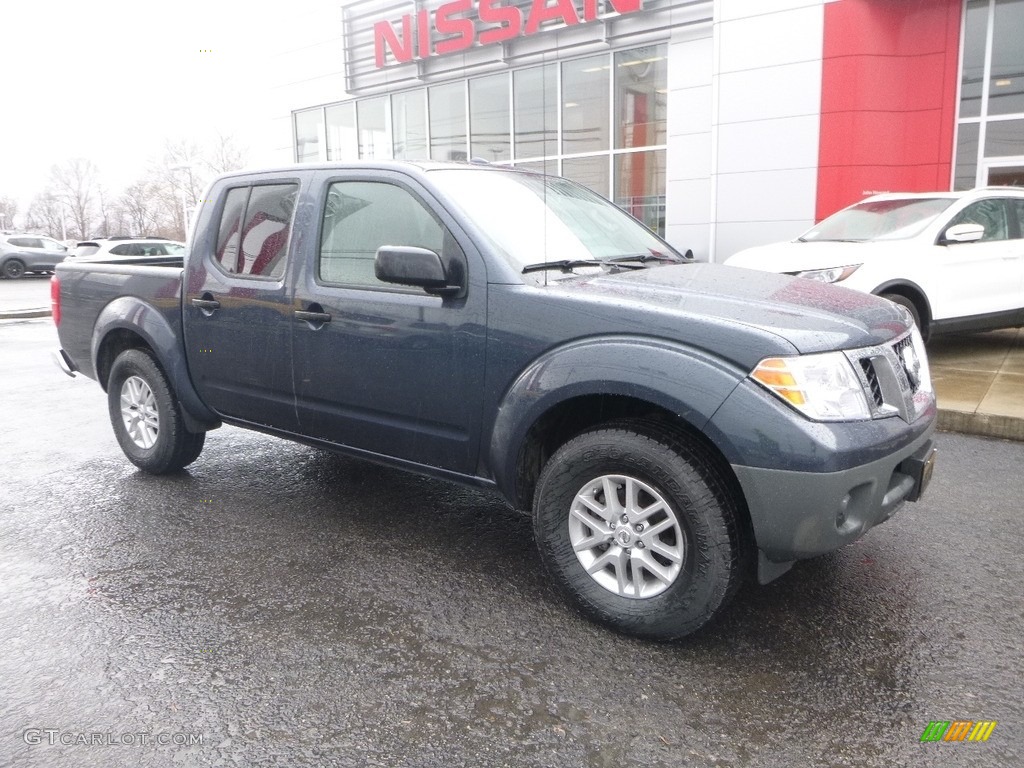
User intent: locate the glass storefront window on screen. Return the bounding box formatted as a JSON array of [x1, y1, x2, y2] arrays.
[[470, 73, 510, 162], [614, 150, 666, 235], [514, 64, 557, 160], [515, 160, 558, 175], [960, 0, 988, 119], [985, 118, 1024, 156], [614, 44, 667, 149], [357, 97, 389, 160], [430, 83, 467, 162], [326, 103, 356, 161], [954, 123, 980, 190], [562, 155, 610, 197], [562, 55, 610, 155], [989, 0, 1024, 115], [295, 109, 324, 163], [392, 90, 427, 160]]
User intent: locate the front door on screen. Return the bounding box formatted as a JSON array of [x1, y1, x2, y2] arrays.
[[290, 171, 488, 475], [184, 176, 303, 432]]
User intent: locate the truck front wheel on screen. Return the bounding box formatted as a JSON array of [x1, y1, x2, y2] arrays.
[[533, 425, 743, 640], [107, 349, 205, 474]]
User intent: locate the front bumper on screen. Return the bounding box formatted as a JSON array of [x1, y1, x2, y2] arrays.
[[733, 426, 936, 581]]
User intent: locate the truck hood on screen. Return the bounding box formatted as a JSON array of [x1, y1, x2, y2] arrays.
[[724, 240, 903, 274], [556, 263, 909, 355]]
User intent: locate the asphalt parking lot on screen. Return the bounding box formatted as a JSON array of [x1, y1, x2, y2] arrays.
[[1, 317, 1022, 767]]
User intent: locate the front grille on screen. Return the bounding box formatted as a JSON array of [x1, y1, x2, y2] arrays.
[[860, 358, 884, 407], [846, 330, 932, 423]]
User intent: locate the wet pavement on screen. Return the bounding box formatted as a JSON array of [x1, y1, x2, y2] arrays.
[[2, 318, 1022, 767]]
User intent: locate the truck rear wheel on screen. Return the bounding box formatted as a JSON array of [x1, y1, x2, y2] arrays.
[[107, 349, 205, 474], [532, 425, 743, 640]]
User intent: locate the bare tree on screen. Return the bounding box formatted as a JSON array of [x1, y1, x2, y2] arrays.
[[119, 180, 166, 236], [51, 158, 98, 239], [23, 192, 65, 239], [0, 196, 18, 230], [202, 133, 248, 176]]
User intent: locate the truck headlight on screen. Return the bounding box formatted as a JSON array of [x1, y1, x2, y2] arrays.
[[751, 352, 871, 421], [794, 265, 861, 283]]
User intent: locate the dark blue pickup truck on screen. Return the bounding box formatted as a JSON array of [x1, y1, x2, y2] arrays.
[[53, 162, 937, 639]]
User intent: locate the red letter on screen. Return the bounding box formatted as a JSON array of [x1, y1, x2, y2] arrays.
[[582, 0, 642, 22], [525, 0, 580, 35], [435, 0, 475, 56], [479, 0, 523, 45], [417, 9, 430, 59], [374, 16, 413, 68]]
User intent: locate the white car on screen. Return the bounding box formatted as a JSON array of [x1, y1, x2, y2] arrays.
[[725, 187, 1024, 338], [71, 238, 185, 261]]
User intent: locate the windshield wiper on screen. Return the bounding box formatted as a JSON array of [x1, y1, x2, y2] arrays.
[[521, 259, 644, 274], [605, 252, 684, 265]]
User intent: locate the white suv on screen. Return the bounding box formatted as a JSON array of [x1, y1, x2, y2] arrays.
[[725, 187, 1024, 339], [72, 238, 185, 260]]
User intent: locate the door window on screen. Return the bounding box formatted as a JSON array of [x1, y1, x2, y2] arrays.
[[947, 199, 1010, 241], [213, 183, 297, 279], [318, 181, 445, 289]]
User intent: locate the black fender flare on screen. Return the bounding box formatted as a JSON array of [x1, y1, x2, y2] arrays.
[[92, 296, 220, 431], [486, 335, 747, 504], [871, 279, 932, 324]]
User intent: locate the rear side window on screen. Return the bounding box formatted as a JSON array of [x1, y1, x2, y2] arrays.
[[213, 183, 297, 279], [110, 243, 146, 256], [319, 181, 444, 288], [8, 237, 39, 248], [1010, 199, 1024, 239]]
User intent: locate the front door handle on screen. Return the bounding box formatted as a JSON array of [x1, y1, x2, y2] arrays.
[[192, 295, 221, 317], [294, 310, 332, 324]]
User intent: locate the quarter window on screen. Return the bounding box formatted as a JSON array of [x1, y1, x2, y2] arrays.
[[319, 181, 445, 289], [213, 184, 297, 279]]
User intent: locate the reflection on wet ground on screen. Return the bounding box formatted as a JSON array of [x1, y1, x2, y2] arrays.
[[1, 422, 1021, 766]]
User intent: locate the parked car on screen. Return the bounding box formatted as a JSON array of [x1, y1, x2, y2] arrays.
[[52, 161, 936, 640], [0, 233, 69, 278], [725, 187, 1024, 338], [71, 238, 185, 261]]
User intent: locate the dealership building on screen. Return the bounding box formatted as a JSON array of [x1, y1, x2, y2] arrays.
[[281, 0, 1024, 261]]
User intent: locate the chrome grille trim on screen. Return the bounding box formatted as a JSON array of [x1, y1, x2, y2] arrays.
[[845, 329, 933, 423]]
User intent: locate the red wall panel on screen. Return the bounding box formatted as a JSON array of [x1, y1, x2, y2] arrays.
[[816, 0, 963, 221]]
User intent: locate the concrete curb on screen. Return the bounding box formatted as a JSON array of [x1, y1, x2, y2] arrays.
[[0, 307, 51, 320], [938, 409, 1024, 442]]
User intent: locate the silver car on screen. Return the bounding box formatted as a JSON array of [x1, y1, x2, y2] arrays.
[[0, 233, 69, 278]]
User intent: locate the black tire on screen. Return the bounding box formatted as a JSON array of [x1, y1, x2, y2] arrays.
[[533, 424, 744, 640], [881, 293, 925, 337], [107, 349, 205, 473], [2, 259, 26, 279]]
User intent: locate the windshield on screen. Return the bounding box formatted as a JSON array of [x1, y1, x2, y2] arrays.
[[800, 198, 955, 242], [164, 242, 185, 255], [428, 169, 679, 280]]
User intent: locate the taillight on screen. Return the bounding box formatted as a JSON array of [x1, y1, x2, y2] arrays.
[[51, 275, 61, 326]]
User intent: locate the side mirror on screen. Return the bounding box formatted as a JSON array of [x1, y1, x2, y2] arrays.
[[942, 223, 985, 244], [375, 246, 462, 296]]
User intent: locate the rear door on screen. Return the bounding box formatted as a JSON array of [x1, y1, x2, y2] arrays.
[[183, 173, 303, 431], [289, 169, 488, 475]]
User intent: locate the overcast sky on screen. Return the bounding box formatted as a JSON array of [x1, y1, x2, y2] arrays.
[[3, 0, 292, 215]]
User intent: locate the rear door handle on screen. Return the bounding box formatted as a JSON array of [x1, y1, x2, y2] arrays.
[[294, 310, 332, 324]]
